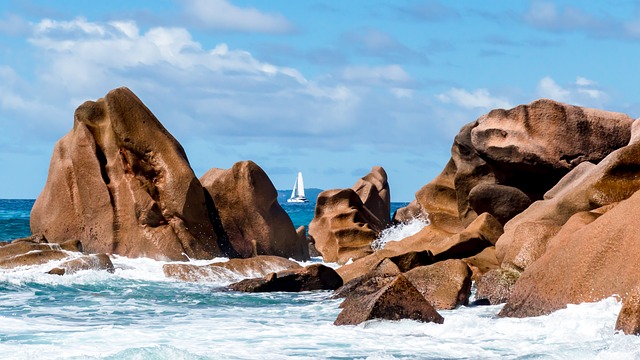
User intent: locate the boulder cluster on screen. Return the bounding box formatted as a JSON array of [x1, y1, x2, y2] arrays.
[[6, 87, 640, 330]]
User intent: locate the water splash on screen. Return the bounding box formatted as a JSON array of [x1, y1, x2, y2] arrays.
[[371, 215, 430, 251]]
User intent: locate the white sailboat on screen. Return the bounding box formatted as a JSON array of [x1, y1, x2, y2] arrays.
[[287, 171, 309, 203]]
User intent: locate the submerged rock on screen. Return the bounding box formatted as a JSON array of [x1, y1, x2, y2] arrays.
[[334, 274, 444, 326], [48, 254, 115, 275], [163, 255, 301, 282], [200, 160, 307, 260], [30, 87, 220, 261], [0, 239, 83, 269], [228, 264, 343, 292]]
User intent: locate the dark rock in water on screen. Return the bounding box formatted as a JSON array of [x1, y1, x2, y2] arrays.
[[404, 259, 472, 310], [616, 287, 640, 335], [309, 167, 390, 264], [388, 250, 435, 272], [47, 254, 115, 275], [30, 87, 220, 261], [228, 264, 342, 292], [469, 298, 492, 307], [475, 268, 520, 305], [200, 160, 307, 260], [334, 274, 444, 326], [163, 255, 301, 282], [334, 258, 400, 309], [468, 184, 532, 226]]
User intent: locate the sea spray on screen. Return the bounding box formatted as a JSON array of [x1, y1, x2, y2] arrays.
[[371, 216, 430, 251]]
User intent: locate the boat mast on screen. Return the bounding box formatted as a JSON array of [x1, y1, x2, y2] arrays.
[[290, 176, 298, 199], [297, 172, 306, 198]]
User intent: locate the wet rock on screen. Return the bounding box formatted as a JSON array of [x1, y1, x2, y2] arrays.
[[163, 255, 301, 282], [616, 287, 640, 335], [475, 268, 520, 305], [47, 254, 115, 275], [334, 274, 444, 326], [201, 160, 306, 260], [228, 264, 342, 292], [499, 190, 640, 318], [30, 87, 220, 261]]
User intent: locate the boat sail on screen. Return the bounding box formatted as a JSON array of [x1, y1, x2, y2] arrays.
[[287, 172, 309, 203]]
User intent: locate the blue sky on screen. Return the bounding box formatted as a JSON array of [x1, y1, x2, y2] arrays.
[[1, 0, 639, 201]]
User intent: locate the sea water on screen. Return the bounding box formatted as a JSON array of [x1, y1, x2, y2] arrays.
[[1, 199, 640, 359]]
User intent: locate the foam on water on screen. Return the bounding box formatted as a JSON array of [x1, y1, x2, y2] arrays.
[[1, 256, 640, 359], [371, 216, 429, 251]]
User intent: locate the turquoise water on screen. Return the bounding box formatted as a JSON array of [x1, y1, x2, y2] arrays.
[[1, 199, 639, 359]]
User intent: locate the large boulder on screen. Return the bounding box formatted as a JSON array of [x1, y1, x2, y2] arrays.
[[309, 185, 386, 264], [403, 259, 472, 310], [334, 274, 444, 326], [163, 255, 301, 282], [309, 167, 391, 264], [496, 129, 640, 272], [228, 264, 343, 292], [499, 189, 640, 318], [200, 161, 306, 260], [351, 166, 391, 226], [30, 87, 220, 261], [395, 99, 632, 236]]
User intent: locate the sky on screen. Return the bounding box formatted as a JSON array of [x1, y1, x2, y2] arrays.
[[1, 0, 639, 201]]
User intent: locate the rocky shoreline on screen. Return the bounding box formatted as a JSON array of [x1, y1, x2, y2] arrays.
[[4, 87, 640, 333]]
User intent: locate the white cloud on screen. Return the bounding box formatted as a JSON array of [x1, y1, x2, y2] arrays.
[[437, 88, 512, 110], [537, 76, 608, 105], [537, 76, 571, 102], [182, 0, 293, 33], [575, 76, 595, 86], [341, 64, 412, 85]]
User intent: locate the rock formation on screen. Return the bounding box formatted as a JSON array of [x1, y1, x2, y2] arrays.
[[30, 87, 220, 261], [309, 167, 391, 264], [396, 99, 632, 232], [616, 287, 640, 335], [163, 255, 301, 282], [47, 254, 115, 275], [228, 264, 343, 292], [200, 160, 307, 260], [334, 274, 444, 326]]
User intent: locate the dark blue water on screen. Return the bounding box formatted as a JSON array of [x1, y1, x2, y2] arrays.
[[0, 199, 407, 242], [0, 199, 34, 241]]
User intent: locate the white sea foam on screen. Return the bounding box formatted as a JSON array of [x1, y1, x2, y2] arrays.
[[1, 256, 640, 359], [371, 216, 429, 251]]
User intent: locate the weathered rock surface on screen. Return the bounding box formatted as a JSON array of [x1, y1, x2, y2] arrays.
[[163, 255, 301, 282], [228, 264, 343, 292], [396, 99, 632, 242], [335, 274, 444, 326], [468, 184, 532, 225], [616, 287, 640, 335], [462, 246, 499, 281], [48, 254, 115, 275], [309, 185, 386, 264], [496, 129, 640, 272], [0, 239, 83, 269], [475, 268, 520, 305], [352, 166, 391, 226], [200, 160, 306, 260], [404, 259, 472, 310], [499, 189, 640, 318], [30, 87, 220, 261]]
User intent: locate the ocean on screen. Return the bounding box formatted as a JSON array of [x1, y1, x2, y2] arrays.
[[1, 198, 639, 359]]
